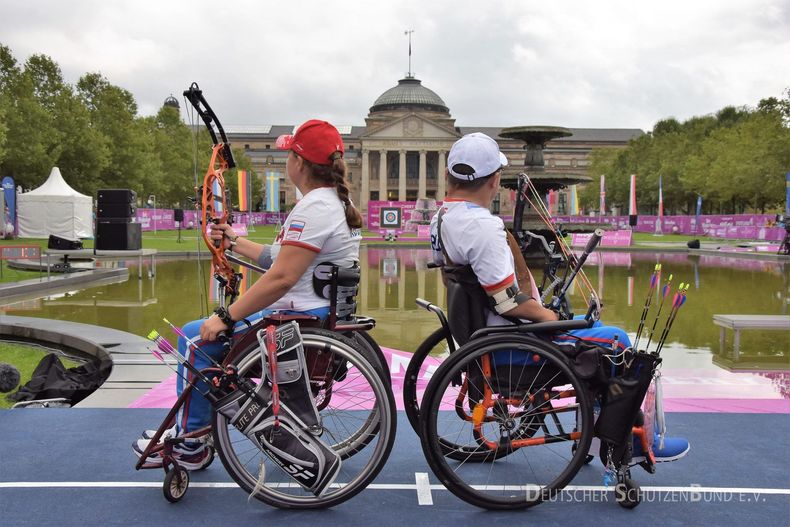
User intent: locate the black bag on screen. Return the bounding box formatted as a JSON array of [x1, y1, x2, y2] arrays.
[[594, 352, 660, 446]]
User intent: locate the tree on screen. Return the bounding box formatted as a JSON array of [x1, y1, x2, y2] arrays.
[[77, 73, 159, 197]]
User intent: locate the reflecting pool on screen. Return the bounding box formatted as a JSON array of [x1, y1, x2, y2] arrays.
[[2, 248, 788, 377]]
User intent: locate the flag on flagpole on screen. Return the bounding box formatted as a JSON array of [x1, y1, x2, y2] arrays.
[[569, 185, 579, 216], [628, 174, 637, 228], [599, 175, 606, 217], [237, 170, 249, 212], [658, 175, 664, 218], [785, 172, 790, 217], [265, 171, 280, 212]]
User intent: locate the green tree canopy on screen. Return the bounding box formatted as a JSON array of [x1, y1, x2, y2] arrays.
[[0, 44, 255, 207], [582, 91, 790, 215]]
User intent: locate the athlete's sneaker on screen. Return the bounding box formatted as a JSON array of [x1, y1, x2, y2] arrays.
[[633, 433, 690, 463], [132, 437, 211, 471], [141, 425, 177, 441]]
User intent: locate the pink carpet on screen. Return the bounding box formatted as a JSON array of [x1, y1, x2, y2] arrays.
[[129, 347, 789, 413]]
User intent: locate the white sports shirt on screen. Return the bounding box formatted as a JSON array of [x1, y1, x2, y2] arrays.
[[268, 186, 362, 311], [430, 198, 539, 325]]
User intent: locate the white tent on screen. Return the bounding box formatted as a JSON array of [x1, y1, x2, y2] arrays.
[[17, 167, 93, 239]]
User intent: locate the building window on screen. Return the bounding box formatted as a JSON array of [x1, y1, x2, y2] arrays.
[[427, 190, 436, 199], [265, 144, 270, 150], [370, 191, 379, 201], [406, 189, 418, 201], [406, 152, 419, 180], [244, 144, 250, 149], [349, 145, 354, 151], [348, 171, 353, 182]]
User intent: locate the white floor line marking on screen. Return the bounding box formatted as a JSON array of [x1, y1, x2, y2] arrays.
[[415, 472, 433, 505], [0, 482, 789, 495]]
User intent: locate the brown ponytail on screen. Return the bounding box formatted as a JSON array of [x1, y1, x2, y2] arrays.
[[303, 156, 363, 229]]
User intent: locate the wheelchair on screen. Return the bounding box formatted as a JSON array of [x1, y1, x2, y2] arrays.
[[406, 261, 660, 510], [135, 262, 396, 509]]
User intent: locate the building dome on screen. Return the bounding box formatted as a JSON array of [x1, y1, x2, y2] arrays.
[[369, 77, 449, 114], [163, 94, 180, 110]]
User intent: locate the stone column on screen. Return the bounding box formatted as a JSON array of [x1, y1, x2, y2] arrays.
[[418, 150, 427, 199], [378, 150, 387, 201], [360, 149, 370, 213], [437, 150, 447, 200], [398, 150, 407, 201]]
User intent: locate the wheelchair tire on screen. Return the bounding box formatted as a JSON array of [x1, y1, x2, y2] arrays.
[[212, 329, 396, 509], [403, 327, 449, 434], [419, 333, 594, 510], [350, 330, 391, 386]]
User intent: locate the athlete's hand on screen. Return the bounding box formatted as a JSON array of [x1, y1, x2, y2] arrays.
[[200, 314, 230, 342], [209, 223, 238, 250]]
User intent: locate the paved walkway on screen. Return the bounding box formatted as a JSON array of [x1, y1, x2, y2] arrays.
[[0, 315, 174, 408]]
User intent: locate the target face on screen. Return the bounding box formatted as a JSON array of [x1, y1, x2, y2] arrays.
[[380, 207, 401, 228]]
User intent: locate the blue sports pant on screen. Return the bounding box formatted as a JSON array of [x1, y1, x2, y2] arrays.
[[175, 306, 330, 433]]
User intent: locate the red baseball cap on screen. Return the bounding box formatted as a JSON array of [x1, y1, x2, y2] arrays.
[[276, 120, 345, 166]]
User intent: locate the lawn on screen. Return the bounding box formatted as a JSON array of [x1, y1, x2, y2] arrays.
[[0, 341, 82, 409]]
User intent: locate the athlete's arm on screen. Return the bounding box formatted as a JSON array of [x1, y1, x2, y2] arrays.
[[199, 244, 315, 341], [488, 280, 559, 322]]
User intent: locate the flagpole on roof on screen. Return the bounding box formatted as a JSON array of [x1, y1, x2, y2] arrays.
[[404, 29, 414, 77]]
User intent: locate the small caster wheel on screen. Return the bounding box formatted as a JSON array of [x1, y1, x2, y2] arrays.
[[163, 466, 189, 503], [615, 478, 641, 509], [194, 445, 215, 471]]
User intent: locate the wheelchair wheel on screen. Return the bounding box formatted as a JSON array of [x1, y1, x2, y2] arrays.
[[419, 334, 594, 510], [350, 330, 391, 386], [403, 327, 450, 434], [213, 328, 396, 509], [163, 466, 189, 503]]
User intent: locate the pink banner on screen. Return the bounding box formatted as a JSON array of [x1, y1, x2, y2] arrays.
[[135, 209, 287, 232], [556, 214, 786, 241], [572, 230, 632, 247]]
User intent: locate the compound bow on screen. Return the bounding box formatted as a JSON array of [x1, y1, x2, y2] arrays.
[[183, 82, 242, 307]]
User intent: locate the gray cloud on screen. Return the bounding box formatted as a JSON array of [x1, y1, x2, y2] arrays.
[[1, 0, 787, 130]]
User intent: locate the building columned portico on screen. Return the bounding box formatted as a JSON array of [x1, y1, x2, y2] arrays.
[[224, 75, 643, 216]]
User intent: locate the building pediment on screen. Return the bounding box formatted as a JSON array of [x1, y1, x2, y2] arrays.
[[362, 113, 459, 141]]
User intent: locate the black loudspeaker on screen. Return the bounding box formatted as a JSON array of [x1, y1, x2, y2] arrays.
[[687, 239, 700, 249], [96, 222, 142, 250], [48, 235, 83, 250], [97, 203, 137, 220], [174, 209, 184, 222], [97, 189, 136, 204], [629, 215, 638, 227]]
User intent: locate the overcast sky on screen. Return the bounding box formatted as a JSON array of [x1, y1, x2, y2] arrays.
[[1, 0, 788, 131]]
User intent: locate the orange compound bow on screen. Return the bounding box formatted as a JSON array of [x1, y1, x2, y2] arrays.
[[183, 82, 242, 307]]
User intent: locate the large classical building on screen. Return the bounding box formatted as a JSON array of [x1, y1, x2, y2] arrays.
[[224, 76, 643, 215]]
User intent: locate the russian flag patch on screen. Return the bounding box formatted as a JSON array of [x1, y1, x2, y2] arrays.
[[285, 220, 305, 241]]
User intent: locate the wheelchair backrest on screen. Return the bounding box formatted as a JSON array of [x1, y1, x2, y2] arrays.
[[313, 261, 360, 321], [443, 264, 489, 346]]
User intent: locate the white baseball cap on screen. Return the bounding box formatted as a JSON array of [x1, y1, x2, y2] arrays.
[[447, 132, 508, 180]]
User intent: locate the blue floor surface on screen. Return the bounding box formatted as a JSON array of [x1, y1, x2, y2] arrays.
[[0, 409, 788, 526]]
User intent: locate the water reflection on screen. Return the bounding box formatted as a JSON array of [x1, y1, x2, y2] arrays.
[[2, 248, 788, 376]]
